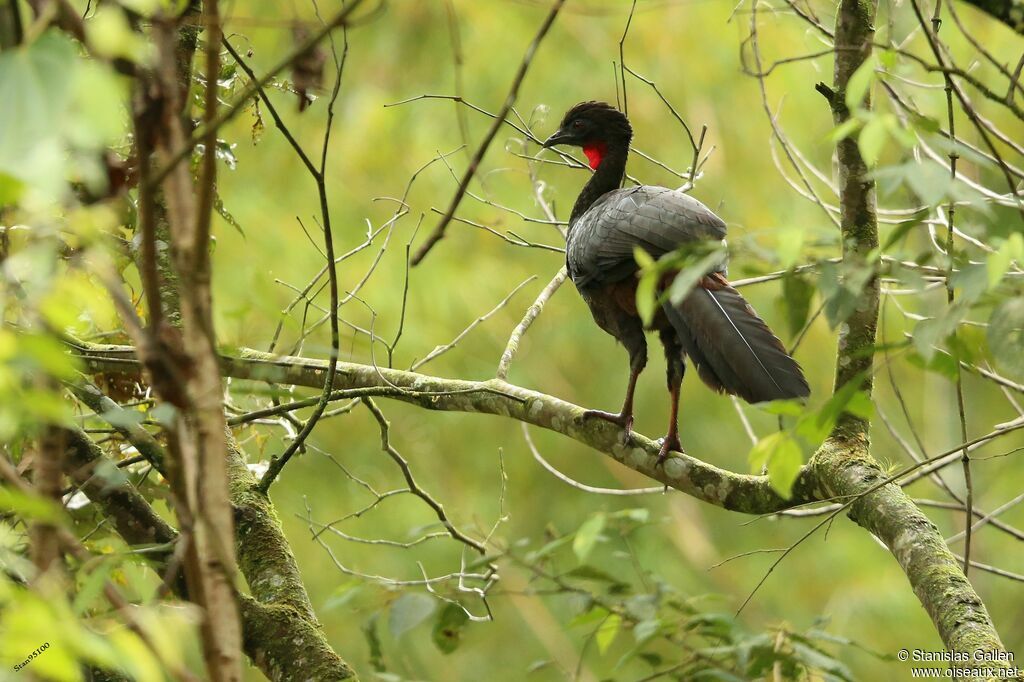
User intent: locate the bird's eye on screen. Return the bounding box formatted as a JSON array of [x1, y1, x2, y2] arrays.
[[572, 120, 584, 129]]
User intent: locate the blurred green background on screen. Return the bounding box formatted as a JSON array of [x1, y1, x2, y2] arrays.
[[199, 1, 1024, 679]]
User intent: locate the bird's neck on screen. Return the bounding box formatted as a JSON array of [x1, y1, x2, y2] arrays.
[[569, 143, 628, 226]]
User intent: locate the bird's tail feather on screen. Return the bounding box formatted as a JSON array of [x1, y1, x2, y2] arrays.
[[661, 275, 810, 403]]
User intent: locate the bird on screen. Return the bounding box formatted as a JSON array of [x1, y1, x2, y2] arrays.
[[542, 101, 810, 463]]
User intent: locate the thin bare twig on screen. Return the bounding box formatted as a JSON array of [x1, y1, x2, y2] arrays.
[[411, 0, 566, 265], [496, 267, 568, 380]]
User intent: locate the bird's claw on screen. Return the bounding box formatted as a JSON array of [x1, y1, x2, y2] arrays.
[[655, 435, 683, 466], [583, 409, 634, 444]]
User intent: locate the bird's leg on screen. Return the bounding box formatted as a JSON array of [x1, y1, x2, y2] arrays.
[[656, 330, 685, 464], [584, 365, 640, 435], [585, 340, 646, 442], [656, 381, 683, 464]]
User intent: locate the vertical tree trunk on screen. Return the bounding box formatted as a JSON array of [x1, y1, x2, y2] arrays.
[[829, 0, 880, 442], [811, 2, 1015, 677]]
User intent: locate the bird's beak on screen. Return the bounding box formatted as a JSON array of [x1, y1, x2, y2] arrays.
[[542, 129, 572, 148]]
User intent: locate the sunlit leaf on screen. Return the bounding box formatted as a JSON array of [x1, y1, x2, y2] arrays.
[[636, 268, 658, 326], [987, 234, 1024, 289], [568, 606, 609, 629], [844, 55, 877, 110], [596, 613, 621, 654], [828, 118, 862, 143], [857, 115, 887, 166], [748, 432, 803, 498], [572, 512, 606, 563], [86, 7, 152, 63]]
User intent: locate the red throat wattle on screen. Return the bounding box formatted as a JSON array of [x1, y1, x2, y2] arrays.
[[583, 142, 607, 170]]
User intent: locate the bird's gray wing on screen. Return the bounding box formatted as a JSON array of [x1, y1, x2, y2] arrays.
[[566, 186, 727, 289]]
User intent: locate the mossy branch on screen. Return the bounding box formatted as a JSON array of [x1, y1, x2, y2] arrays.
[[59, 419, 356, 680], [74, 340, 815, 514]]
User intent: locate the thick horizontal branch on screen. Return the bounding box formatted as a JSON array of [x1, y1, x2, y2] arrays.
[[72, 341, 814, 514]]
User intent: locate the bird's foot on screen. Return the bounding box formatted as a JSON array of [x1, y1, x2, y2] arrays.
[[655, 434, 683, 466], [583, 409, 634, 444]]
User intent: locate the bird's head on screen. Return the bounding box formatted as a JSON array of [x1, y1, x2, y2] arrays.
[[542, 101, 632, 169]]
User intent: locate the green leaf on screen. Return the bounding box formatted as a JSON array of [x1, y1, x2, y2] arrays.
[[908, 112, 940, 134], [818, 261, 871, 329], [86, 7, 152, 63], [757, 399, 805, 417], [878, 213, 926, 253], [431, 602, 469, 655], [844, 55, 877, 110], [988, 298, 1024, 379], [789, 640, 855, 681], [568, 605, 609, 629], [0, 487, 66, 523], [949, 263, 988, 304], [748, 432, 803, 498], [572, 513, 606, 563], [775, 227, 805, 270], [828, 118, 862, 144], [573, 512, 602, 561], [596, 613, 621, 654], [564, 565, 627, 585], [148, 403, 178, 427], [99, 407, 144, 428], [388, 593, 436, 640], [0, 31, 76, 193], [0, 171, 24, 205], [73, 558, 115, 615], [795, 376, 870, 445], [913, 300, 969, 361], [633, 618, 662, 644], [633, 246, 655, 269], [668, 249, 727, 305], [987, 233, 1023, 289], [525, 533, 572, 562], [92, 458, 129, 489], [857, 116, 887, 167], [609, 507, 649, 523], [363, 614, 384, 671], [636, 269, 658, 327], [780, 273, 814, 337], [906, 348, 960, 380]]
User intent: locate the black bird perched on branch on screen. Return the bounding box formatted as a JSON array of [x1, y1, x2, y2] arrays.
[[543, 101, 809, 462]]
